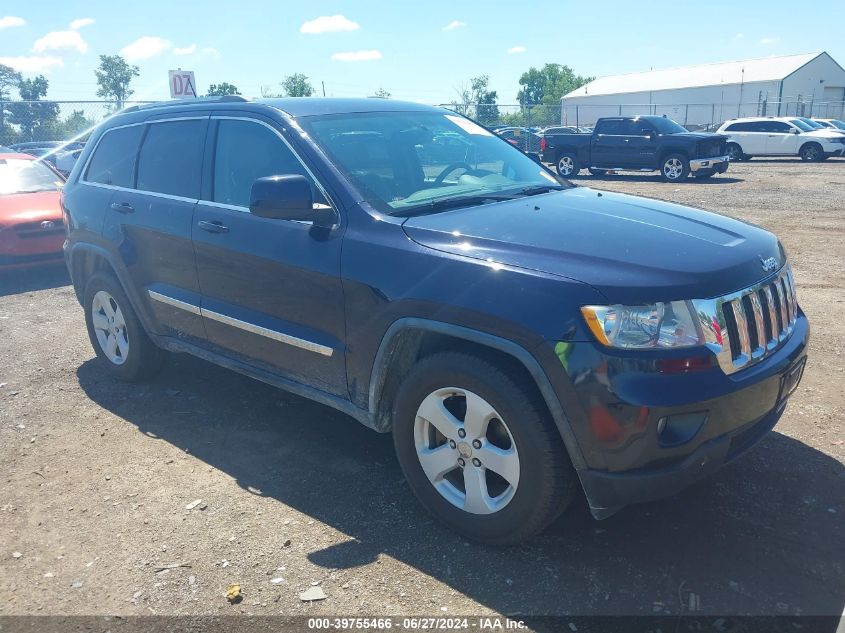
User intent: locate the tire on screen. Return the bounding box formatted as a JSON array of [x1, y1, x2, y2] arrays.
[[693, 169, 715, 179], [83, 271, 164, 381], [799, 142, 824, 162], [556, 152, 579, 177], [726, 143, 744, 162], [392, 351, 576, 544], [588, 168, 607, 177], [660, 153, 690, 182]]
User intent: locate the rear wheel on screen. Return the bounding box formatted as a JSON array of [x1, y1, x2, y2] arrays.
[[556, 153, 579, 177], [392, 352, 576, 544], [800, 142, 823, 162], [660, 154, 690, 182], [83, 271, 164, 381]]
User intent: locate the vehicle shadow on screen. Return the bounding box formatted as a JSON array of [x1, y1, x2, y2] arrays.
[[0, 263, 70, 297], [76, 354, 845, 617]]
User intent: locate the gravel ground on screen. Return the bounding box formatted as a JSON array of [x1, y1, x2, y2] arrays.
[[0, 158, 843, 621]]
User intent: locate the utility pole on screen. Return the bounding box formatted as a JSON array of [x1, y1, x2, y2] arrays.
[[322, 81, 326, 97]]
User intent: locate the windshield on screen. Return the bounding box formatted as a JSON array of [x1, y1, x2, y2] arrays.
[[649, 117, 688, 134], [799, 117, 823, 129], [300, 111, 567, 216], [829, 120, 845, 130], [790, 119, 814, 132], [0, 158, 62, 195]]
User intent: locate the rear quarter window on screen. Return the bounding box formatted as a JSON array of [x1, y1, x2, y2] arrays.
[[84, 125, 144, 187]]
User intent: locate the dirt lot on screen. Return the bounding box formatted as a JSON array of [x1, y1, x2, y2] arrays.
[[1, 158, 843, 621]]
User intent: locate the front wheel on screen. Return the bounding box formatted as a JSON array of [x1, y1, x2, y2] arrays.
[[726, 143, 744, 161], [661, 154, 690, 182], [800, 143, 824, 162], [693, 169, 716, 179], [83, 271, 164, 381], [556, 153, 579, 177], [392, 352, 576, 544]]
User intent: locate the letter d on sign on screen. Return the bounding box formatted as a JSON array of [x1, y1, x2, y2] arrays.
[[168, 70, 197, 99]]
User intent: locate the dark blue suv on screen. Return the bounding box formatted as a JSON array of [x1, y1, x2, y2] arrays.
[[62, 97, 809, 543]]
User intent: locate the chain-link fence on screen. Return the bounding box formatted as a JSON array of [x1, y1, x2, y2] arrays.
[[0, 101, 155, 148]]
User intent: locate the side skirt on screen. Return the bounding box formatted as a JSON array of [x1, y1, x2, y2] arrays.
[[152, 334, 378, 431]]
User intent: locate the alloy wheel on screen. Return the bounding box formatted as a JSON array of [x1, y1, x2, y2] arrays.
[[557, 156, 575, 176], [413, 387, 520, 515], [91, 290, 129, 365], [663, 157, 684, 180]]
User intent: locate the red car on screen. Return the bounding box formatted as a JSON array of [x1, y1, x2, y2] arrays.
[[0, 153, 66, 269]]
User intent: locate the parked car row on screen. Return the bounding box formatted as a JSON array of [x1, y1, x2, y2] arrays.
[[6, 140, 86, 176], [716, 117, 845, 162]]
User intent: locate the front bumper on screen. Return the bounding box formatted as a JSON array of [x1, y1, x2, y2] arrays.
[[689, 155, 729, 172], [539, 311, 809, 518]]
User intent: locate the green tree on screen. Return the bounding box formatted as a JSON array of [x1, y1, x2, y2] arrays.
[[516, 63, 593, 106], [9, 75, 59, 141], [469, 75, 499, 125], [281, 73, 314, 98], [0, 63, 22, 136], [95, 54, 140, 110], [60, 110, 97, 138], [207, 82, 240, 96]]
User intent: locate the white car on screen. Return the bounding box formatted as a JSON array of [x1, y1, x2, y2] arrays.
[[716, 116, 845, 162], [813, 118, 845, 132]]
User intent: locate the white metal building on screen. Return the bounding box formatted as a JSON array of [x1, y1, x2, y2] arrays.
[[561, 52, 845, 128]]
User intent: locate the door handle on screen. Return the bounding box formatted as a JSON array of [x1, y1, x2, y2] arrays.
[[197, 220, 229, 234], [110, 202, 134, 214]]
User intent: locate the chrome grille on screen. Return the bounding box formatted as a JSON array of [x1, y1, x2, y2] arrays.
[[693, 265, 797, 375]]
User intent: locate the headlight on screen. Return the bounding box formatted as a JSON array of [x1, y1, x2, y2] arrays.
[[581, 301, 704, 349]]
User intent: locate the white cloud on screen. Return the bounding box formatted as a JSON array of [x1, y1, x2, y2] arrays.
[[174, 44, 197, 55], [0, 55, 63, 73], [33, 30, 88, 54], [442, 20, 465, 31], [0, 16, 26, 29], [331, 50, 383, 62], [732, 32, 744, 40], [69, 18, 94, 30], [759, 37, 779, 45], [507, 45, 526, 54], [301, 15, 359, 34], [120, 36, 171, 61]]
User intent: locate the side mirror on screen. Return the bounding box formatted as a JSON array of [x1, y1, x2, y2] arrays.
[[249, 175, 335, 226], [792, 128, 801, 134]]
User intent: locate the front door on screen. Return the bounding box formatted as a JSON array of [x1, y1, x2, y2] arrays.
[[191, 116, 347, 396], [764, 121, 801, 155]]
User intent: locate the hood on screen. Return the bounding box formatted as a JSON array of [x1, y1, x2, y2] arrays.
[[667, 132, 728, 142], [402, 187, 784, 305], [0, 190, 62, 225], [805, 129, 845, 138]]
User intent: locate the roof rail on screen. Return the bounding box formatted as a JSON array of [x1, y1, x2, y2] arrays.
[[122, 95, 250, 114]]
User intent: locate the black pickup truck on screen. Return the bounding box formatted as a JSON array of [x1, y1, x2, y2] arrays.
[[540, 115, 730, 182]]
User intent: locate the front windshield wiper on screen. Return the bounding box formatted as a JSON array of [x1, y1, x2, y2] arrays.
[[392, 193, 517, 218], [514, 184, 566, 196]]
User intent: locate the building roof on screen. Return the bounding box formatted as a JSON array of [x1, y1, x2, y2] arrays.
[[564, 52, 827, 99]]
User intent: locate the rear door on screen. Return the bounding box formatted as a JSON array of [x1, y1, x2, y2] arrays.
[[191, 115, 347, 396], [591, 119, 631, 167], [102, 116, 209, 343], [727, 121, 768, 154], [764, 121, 800, 155]]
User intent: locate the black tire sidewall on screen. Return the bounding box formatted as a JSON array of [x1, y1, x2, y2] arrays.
[[392, 354, 571, 542], [726, 143, 743, 161], [83, 272, 159, 381], [800, 143, 822, 162]]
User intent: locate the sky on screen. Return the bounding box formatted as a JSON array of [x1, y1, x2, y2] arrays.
[[1, 0, 844, 105]]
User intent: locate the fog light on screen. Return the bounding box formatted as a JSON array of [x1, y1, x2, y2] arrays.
[[657, 412, 708, 447]]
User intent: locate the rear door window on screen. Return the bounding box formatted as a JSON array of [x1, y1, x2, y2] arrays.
[[136, 119, 207, 199], [85, 125, 144, 187], [596, 120, 625, 135]]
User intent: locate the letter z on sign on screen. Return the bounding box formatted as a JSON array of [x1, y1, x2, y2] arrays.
[[169, 70, 197, 99]]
